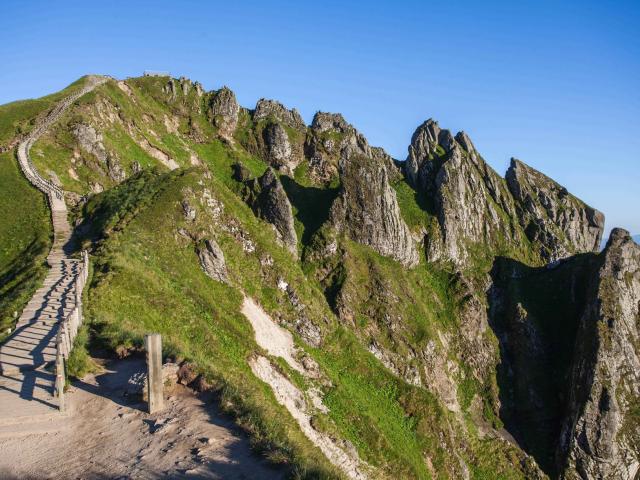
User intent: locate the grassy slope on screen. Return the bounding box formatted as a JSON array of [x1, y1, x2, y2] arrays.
[[0, 152, 52, 340], [0, 77, 97, 339], [1, 76, 541, 478], [78, 164, 532, 479]]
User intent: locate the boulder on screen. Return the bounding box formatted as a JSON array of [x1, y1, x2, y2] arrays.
[[197, 238, 228, 283]]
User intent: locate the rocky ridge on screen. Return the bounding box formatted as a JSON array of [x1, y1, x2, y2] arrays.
[[506, 158, 605, 262], [404, 119, 604, 267], [558, 228, 639, 479], [8, 74, 637, 480]]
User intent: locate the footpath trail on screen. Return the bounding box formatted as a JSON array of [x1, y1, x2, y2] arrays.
[[0, 358, 284, 479], [0, 76, 107, 423]]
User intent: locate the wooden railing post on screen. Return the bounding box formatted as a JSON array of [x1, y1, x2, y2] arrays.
[[55, 330, 65, 412], [145, 333, 164, 414], [75, 277, 82, 323]]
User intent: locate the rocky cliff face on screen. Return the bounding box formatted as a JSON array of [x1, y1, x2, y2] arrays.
[[305, 112, 374, 183], [405, 120, 523, 265], [558, 228, 640, 479], [405, 120, 605, 268], [208, 87, 239, 139], [330, 153, 419, 267], [506, 158, 604, 262], [251, 168, 298, 255]]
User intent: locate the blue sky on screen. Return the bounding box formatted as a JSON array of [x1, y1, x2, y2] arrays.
[[1, 0, 638, 234]]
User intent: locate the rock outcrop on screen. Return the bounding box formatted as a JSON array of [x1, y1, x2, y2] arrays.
[[263, 122, 294, 172], [73, 123, 126, 182], [405, 120, 523, 265], [404, 119, 605, 267], [250, 99, 306, 173], [208, 87, 239, 139], [197, 238, 228, 283], [558, 228, 640, 479], [305, 112, 375, 183], [506, 158, 604, 262], [252, 168, 298, 255], [253, 99, 306, 130], [331, 153, 419, 267]]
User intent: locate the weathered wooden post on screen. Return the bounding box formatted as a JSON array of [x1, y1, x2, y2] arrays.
[[145, 333, 164, 414], [75, 277, 82, 323], [55, 330, 65, 412]]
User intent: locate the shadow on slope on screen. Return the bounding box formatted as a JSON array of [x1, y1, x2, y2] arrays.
[[280, 175, 339, 246], [487, 254, 598, 477]]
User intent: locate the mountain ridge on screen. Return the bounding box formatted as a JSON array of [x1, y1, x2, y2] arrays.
[[0, 73, 637, 479]]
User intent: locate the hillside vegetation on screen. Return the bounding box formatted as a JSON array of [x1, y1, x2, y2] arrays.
[[1, 74, 637, 480]]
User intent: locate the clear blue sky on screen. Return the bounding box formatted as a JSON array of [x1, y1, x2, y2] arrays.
[[1, 0, 638, 234]]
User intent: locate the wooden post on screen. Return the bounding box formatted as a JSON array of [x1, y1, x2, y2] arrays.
[[55, 331, 65, 412], [145, 333, 164, 414]]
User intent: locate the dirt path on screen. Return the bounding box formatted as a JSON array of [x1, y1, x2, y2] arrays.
[[0, 358, 285, 479]]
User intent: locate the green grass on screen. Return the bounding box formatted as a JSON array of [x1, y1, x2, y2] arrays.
[[0, 75, 549, 479], [0, 152, 51, 340]]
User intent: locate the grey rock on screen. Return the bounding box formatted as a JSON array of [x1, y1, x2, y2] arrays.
[[73, 123, 126, 183], [179, 76, 191, 96], [305, 111, 381, 183], [209, 86, 239, 139], [107, 156, 126, 183], [558, 228, 640, 479], [164, 79, 177, 99], [197, 238, 228, 283], [73, 123, 108, 164], [253, 99, 306, 130], [406, 121, 523, 265], [263, 123, 295, 172], [330, 153, 419, 267], [181, 200, 196, 221], [253, 168, 297, 255], [506, 158, 604, 261]]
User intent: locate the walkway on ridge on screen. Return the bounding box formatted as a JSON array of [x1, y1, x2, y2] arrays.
[[0, 76, 107, 425]]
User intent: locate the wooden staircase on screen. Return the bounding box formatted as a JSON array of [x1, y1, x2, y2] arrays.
[[0, 76, 105, 425]]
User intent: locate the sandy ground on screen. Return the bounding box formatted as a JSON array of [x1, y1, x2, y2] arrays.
[[241, 297, 368, 480], [0, 358, 285, 480]]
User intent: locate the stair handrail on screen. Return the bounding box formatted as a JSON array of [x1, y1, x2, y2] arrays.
[[54, 249, 90, 411]]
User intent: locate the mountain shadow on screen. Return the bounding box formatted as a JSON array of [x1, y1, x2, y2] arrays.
[[280, 175, 339, 246], [487, 253, 599, 477]]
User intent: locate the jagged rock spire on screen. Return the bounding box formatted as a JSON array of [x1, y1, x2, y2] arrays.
[[506, 158, 604, 261]]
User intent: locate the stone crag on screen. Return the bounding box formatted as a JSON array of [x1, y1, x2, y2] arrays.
[[506, 158, 604, 262], [558, 229, 640, 479]]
